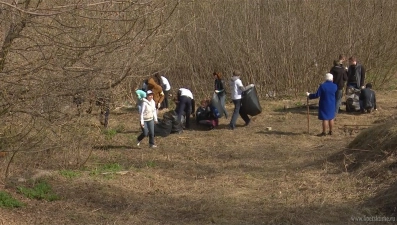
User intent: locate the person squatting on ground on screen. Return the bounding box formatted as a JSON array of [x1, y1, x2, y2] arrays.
[[347, 56, 366, 89], [359, 83, 377, 113], [229, 70, 254, 130], [306, 73, 337, 136], [195, 99, 220, 129], [175, 87, 195, 129], [160, 74, 171, 110], [147, 75, 165, 110], [330, 59, 348, 114], [135, 89, 146, 114], [213, 71, 228, 119], [137, 90, 158, 148]]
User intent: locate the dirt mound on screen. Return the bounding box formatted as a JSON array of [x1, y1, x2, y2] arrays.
[[342, 119, 397, 172], [346, 120, 397, 216]]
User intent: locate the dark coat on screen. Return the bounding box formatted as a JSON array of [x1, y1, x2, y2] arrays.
[[347, 63, 365, 87], [359, 88, 377, 109], [309, 81, 337, 120], [214, 79, 226, 96], [330, 65, 348, 90]]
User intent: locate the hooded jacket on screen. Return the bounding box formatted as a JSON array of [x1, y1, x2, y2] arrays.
[[140, 98, 158, 124], [230, 76, 244, 100], [147, 77, 164, 106]]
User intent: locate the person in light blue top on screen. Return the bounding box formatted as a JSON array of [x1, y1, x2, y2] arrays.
[[306, 73, 337, 136], [136, 89, 147, 113]]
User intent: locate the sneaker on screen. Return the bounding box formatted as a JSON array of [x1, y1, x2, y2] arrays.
[[137, 140, 141, 146], [328, 131, 333, 135], [150, 145, 157, 148], [317, 132, 326, 137]]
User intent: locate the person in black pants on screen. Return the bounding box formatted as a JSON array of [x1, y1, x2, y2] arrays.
[[359, 83, 377, 113], [175, 88, 195, 129], [330, 59, 348, 114]]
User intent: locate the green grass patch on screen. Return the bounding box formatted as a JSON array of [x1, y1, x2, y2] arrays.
[[0, 191, 24, 208], [102, 129, 117, 140], [18, 180, 60, 201], [89, 163, 123, 178], [59, 170, 81, 179], [146, 160, 156, 168]]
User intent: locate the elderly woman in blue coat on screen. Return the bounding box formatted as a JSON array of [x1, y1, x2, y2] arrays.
[[306, 73, 338, 136]]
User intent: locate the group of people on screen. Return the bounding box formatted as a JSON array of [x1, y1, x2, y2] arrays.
[[307, 55, 377, 136], [135, 70, 255, 147]]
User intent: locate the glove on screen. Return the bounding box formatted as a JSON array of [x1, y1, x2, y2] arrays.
[[215, 90, 220, 93], [306, 92, 310, 97], [160, 91, 164, 96], [157, 103, 161, 108], [345, 67, 348, 71], [361, 86, 365, 89], [250, 84, 255, 87]]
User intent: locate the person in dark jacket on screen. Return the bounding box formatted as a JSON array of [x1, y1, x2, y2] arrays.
[[306, 73, 338, 136], [359, 83, 377, 113], [330, 59, 348, 114], [347, 56, 366, 89], [213, 71, 228, 118], [196, 99, 219, 129], [338, 54, 347, 69]]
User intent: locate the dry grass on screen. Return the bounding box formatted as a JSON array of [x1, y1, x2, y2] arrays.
[[2, 91, 397, 224]]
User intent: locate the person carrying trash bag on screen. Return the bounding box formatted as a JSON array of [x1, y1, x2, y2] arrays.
[[306, 73, 337, 136], [213, 71, 228, 119], [228, 70, 254, 130]]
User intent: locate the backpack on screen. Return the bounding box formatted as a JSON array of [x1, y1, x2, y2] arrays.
[[210, 105, 220, 119]]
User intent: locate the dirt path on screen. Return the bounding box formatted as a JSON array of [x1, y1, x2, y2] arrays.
[[1, 90, 397, 224]]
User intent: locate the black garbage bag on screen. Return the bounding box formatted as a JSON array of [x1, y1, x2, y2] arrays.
[[241, 85, 262, 116], [154, 119, 172, 137], [163, 110, 184, 133], [210, 93, 224, 118]]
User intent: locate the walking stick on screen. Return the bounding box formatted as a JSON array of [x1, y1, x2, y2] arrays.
[[307, 95, 310, 134]]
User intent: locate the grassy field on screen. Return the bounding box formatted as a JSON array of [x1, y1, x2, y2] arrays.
[[1, 90, 397, 225]]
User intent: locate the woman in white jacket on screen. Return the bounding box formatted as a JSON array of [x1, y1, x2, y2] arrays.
[[137, 90, 158, 148]]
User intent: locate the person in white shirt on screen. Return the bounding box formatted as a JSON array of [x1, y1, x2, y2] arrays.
[[160, 74, 171, 109], [137, 90, 158, 148], [229, 70, 252, 130], [175, 88, 195, 129]]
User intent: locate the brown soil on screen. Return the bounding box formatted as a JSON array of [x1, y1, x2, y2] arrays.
[[1, 90, 397, 225]]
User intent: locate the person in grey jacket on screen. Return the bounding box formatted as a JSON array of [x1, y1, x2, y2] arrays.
[[137, 90, 158, 148]]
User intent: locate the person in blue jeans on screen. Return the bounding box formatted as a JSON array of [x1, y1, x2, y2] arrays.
[[213, 71, 228, 119], [137, 90, 158, 148], [135, 89, 147, 114], [347, 56, 365, 89], [228, 70, 253, 130], [330, 59, 347, 114]]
